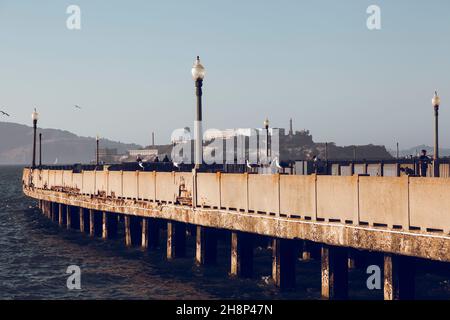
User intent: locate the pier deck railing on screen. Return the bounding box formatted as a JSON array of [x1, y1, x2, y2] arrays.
[[23, 168, 450, 235], [296, 159, 450, 177]]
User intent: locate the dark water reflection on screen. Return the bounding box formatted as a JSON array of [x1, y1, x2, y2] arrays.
[[0, 166, 449, 300]]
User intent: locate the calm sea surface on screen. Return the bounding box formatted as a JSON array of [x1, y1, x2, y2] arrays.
[[1, 165, 449, 300]]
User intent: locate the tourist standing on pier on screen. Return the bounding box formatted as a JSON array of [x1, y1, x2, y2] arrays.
[[418, 149, 431, 177], [312, 155, 325, 174]]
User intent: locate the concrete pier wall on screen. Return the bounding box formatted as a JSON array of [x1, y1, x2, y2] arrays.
[[29, 168, 450, 233], [23, 166, 450, 300], [22, 168, 450, 263]]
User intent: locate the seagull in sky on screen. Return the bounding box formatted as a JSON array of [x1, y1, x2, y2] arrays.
[[0, 110, 10, 117], [74, 105, 82, 110]]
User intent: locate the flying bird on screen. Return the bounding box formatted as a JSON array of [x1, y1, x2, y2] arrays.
[[74, 105, 82, 110], [0, 110, 10, 117]]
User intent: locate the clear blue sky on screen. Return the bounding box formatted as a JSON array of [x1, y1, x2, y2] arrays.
[[0, 0, 449, 149]]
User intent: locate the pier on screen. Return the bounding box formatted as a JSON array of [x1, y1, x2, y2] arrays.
[[23, 167, 450, 300]]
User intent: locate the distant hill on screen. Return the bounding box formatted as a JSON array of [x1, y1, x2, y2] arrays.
[[279, 132, 393, 161], [202, 130, 394, 162], [389, 145, 450, 158], [0, 121, 394, 165], [0, 122, 141, 165]]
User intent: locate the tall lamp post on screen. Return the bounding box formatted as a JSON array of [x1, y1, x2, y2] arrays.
[[432, 91, 441, 177], [31, 108, 39, 168], [96, 134, 100, 166], [39, 133, 42, 167], [264, 118, 270, 160], [191, 56, 206, 168]]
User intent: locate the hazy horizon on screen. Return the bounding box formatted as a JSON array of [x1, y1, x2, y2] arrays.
[[1, 119, 446, 153], [1, 0, 450, 150]]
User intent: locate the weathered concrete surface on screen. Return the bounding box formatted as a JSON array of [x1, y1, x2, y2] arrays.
[[410, 178, 450, 234], [141, 217, 149, 249], [359, 176, 409, 228], [321, 245, 348, 300], [280, 175, 316, 219], [316, 176, 358, 223], [196, 226, 218, 265], [58, 203, 65, 227], [66, 205, 72, 230], [25, 168, 450, 232], [167, 221, 186, 259], [384, 253, 415, 300], [248, 175, 279, 214], [301, 241, 312, 261], [141, 217, 160, 249], [272, 238, 297, 289], [24, 187, 450, 263], [67, 205, 80, 230], [79, 207, 85, 233], [102, 212, 118, 240], [89, 209, 102, 237], [220, 174, 248, 211], [124, 215, 141, 247], [196, 173, 220, 208], [230, 231, 253, 278]]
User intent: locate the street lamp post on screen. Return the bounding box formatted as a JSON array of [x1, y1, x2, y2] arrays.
[[96, 134, 100, 166], [31, 108, 39, 168], [264, 118, 270, 160], [39, 133, 42, 167], [432, 91, 441, 177], [191, 56, 206, 168]]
